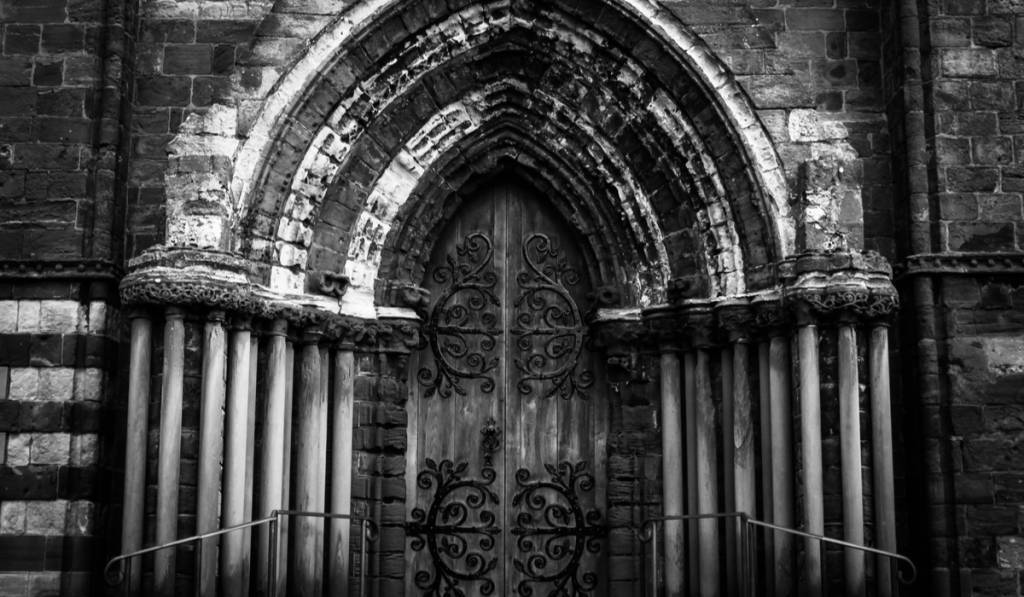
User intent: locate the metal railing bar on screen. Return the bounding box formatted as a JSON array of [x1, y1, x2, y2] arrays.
[[637, 513, 918, 591], [104, 510, 380, 589]]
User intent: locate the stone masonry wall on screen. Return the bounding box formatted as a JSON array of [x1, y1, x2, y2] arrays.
[[0, 281, 118, 595]]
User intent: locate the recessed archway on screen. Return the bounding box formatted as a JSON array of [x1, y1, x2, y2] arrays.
[[225, 0, 793, 311]]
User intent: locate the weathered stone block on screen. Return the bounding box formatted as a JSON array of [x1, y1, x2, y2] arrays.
[[0, 501, 27, 535], [24, 500, 66, 536], [17, 302, 40, 334], [37, 368, 73, 402], [30, 433, 69, 465], [999, 536, 1024, 569], [9, 368, 40, 401]]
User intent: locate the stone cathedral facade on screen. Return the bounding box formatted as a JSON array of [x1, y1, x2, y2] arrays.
[[0, 0, 1023, 596]]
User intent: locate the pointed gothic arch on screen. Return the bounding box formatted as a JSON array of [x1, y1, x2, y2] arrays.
[[223, 0, 793, 313]]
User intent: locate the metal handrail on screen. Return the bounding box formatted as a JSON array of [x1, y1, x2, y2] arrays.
[[639, 513, 917, 597], [104, 509, 380, 597]]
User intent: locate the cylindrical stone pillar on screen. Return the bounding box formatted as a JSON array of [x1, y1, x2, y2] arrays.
[[720, 345, 736, 597], [758, 340, 775, 591], [659, 346, 686, 597], [220, 317, 252, 597], [796, 305, 824, 595], [695, 347, 720, 597], [196, 310, 227, 595], [683, 350, 699, 596], [839, 319, 865, 597], [241, 331, 259, 596], [290, 330, 323, 597], [329, 349, 356, 595], [769, 334, 795, 596], [870, 323, 897, 597], [154, 307, 185, 597], [121, 310, 152, 595], [278, 337, 296, 594], [257, 320, 289, 596]]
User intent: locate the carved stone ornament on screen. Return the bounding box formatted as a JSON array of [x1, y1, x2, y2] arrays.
[[897, 252, 1024, 279], [0, 259, 123, 281], [314, 271, 350, 298]]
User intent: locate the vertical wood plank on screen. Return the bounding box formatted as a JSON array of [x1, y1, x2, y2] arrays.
[[839, 323, 865, 597], [196, 311, 227, 596], [154, 307, 185, 597], [220, 318, 251, 597], [257, 320, 288, 596], [122, 312, 152, 595]]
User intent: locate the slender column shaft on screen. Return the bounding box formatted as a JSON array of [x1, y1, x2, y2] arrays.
[[121, 313, 151, 595], [220, 319, 252, 597], [870, 324, 897, 597], [769, 335, 795, 596], [798, 320, 824, 595], [839, 323, 865, 597], [154, 308, 185, 597], [257, 321, 289, 596], [196, 311, 227, 596], [241, 333, 259, 596], [314, 346, 330, 596], [733, 341, 757, 585], [683, 351, 699, 596], [290, 332, 322, 597], [695, 349, 719, 597], [758, 341, 775, 591], [721, 347, 737, 597], [330, 350, 356, 595], [660, 350, 686, 597], [278, 339, 296, 595]]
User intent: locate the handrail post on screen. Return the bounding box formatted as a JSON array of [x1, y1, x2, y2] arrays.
[[820, 539, 828, 597], [361, 519, 369, 597], [268, 514, 279, 597], [651, 521, 658, 597], [194, 538, 203, 597]]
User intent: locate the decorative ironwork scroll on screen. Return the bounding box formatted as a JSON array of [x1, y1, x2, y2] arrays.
[[406, 459, 501, 597], [511, 461, 608, 597], [511, 233, 594, 400], [418, 232, 501, 398]]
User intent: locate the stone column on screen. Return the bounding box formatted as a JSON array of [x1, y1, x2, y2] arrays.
[[154, 307, 185, 597], [290, 329, 323, 597], [757, 339, 775, 591], [121, 309, 152, 594], [220, 317, 252, 597], [718, 299, 754, 596], [315, 345, 330, 596], [241, 330, 259, 596], [329, 347, 356, 595], [257, 319, 289, 596], [278, 335, 296, 594], [196, 310, 227, 595], [839, 315, 865, 597], [659, 339, 686, 597], [870, 321, 897, 597], [683, 350, 699, 596], [769, 330, 795, 596], [796, 302, 824, 595], [683, 307, 718, 597]]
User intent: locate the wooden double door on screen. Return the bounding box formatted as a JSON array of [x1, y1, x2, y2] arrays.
[[406, 176, 609, 597]]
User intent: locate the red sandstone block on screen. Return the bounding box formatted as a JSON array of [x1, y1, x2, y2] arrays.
[[0, 0, 66, 24], [163, 44, 212, 75], [786, 8, 846, 31], [4, 24, 41, 54], [135, 75, 191, 106], [40, 24, 84, 53]]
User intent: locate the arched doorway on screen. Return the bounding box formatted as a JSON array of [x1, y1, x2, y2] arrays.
[[405, 175, 609, 596]]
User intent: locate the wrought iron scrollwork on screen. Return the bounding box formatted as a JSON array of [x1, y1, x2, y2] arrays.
[[418, 232, 502, 398], [511, 233, 594, 400], [511, 461, 608, 597], [406, 459, 501, 597]]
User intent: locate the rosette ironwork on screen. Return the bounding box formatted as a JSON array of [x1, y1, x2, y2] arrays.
[[406, 459, 502, 597], [511, 233, 594, 400], [511, 461, 607, 597], [418, 232, 502, 398]]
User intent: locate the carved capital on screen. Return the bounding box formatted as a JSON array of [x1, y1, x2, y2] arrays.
[[715, 299, 754, 343], [678, 305, 716, 349]]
